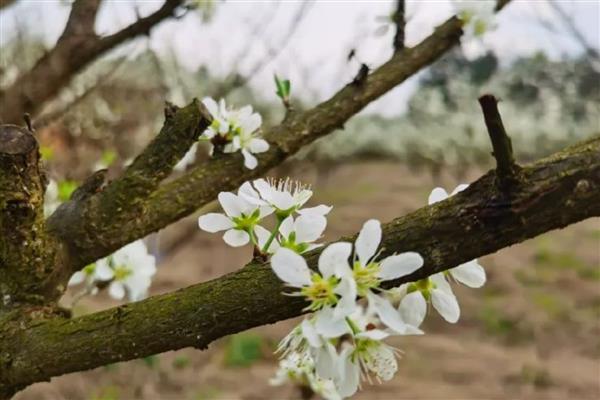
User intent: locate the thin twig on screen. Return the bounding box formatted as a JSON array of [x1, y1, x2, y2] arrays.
[[393, 0, 406, 52], [478, 94, 521, 190]]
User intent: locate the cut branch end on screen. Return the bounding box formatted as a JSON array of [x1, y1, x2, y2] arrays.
[[478, 94, 521, 191]]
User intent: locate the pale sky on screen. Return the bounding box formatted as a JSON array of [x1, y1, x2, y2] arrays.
[[1, 0, 599, 116]]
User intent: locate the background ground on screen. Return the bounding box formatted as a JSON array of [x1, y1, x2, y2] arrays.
[[15, 161, 600, 400]]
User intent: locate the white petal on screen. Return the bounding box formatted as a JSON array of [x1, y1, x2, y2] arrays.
[[398, 291, 427, 328], [355, 219, 381, 266], [297, 204, 332, 216], [301, 318, 322, 348], [253, 179, 273, 202], [318, 242, 352, 278], [450, 183, 469, 196], [271, 191, 295, 210], [68, 271, 85, 286], [241, 149, 258, 169], [430, 273, 454, 295], [218, 192, 246, 217], [238, 181, 260, 200], [356, 329, 389, 341], [271, 248, 312, 287], [315, 342, 338, 380], [254, 225, 272, 250], [337, 347, 360, 398], [279, 216, 294, 239], [450, 260, 486, 288], [367, 292, 409, 334], [431, 289, 460, 323], [378, 252, 424, 281], [108, 282, 125, 300], [95, 261, 114, 281], [295, 214, 327, 243], [249, 138, 269, 153], [198, 213, 234, 232], [333, 277, 357, 319], [374, 24, 389, 36], [293, 189, 313, 207], [223, 229, 250, 247], [315, 308, 350, 338], [259, 206, 274, 218], [202, 97, 220, 117], [428, 187, 449, 205]]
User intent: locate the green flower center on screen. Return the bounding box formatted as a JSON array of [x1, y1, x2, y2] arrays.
[[407, 278, 435, 300], [301, 274, 339, 311], [113, 265, 133, 281], [353, 261, 381, 296]]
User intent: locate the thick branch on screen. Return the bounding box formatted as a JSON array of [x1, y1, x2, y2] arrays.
[[51, 2, 512, 273], [0, 0, 182, 124], [0, 126, 65, 309], [478, 94, 521, 190], [2, 136, 598, 394]]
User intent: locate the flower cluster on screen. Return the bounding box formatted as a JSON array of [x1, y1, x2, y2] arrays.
[[175, 98, 269, 172], [197, 180, 487, 399], [67, 240, 157, 303], [198, 178, 330, 252], [454, 0, 496, 38]]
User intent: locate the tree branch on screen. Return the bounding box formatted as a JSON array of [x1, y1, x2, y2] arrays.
[[0, 0, 183, 124], [478, 94, 521, 190], [2, 135, 599, 395], [393, 0, 406, 52], [49, 2, 513, 276], [0, 125, 65, 309]]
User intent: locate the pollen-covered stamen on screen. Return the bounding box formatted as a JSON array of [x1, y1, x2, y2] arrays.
[[353, 261, 381, 296], [300, 273, 339, 311], [267, 177, 311, 197]]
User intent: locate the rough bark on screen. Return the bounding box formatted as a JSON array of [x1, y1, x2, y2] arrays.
[[0, 125, 67, 310], [1, 136, 598, 395], [0, 0, 182, 124]]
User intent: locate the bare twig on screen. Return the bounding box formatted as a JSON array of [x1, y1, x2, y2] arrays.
[[478, 94, 521, 190], [393, 0, 406, 52]]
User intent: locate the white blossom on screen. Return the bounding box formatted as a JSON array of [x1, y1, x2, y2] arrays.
[[454, 0, 496, 38], [198, 182, 273, 247], [350, 219, 424, 334], [242, 178, 331, 218], [173, 142, 198, 172], [201, 97, 269, 169], [255, 214, 327, 254], [95, 240, 157, 302], [270, 244, 356, 317]]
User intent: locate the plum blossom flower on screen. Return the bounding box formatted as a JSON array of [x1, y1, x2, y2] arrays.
[[270, 244, 356, 316], [201, 97, 269, 169], [96, 240, 157, 302], [349, 219, 424, 334], [255, 214, 327, 254], [327, 307, 404, 398], [396, 184, 487, 325], [67, 263, 109, 295], [270, 352, 341, 400], [242, 178, 331, 219], [198, 182, 273, 247], [454, 0, 497, 37]]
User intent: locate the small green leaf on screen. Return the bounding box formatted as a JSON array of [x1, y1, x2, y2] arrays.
[[274, 74, 291, 101]]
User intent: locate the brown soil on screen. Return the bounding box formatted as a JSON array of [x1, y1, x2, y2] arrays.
[[15, 161, 600, 400]]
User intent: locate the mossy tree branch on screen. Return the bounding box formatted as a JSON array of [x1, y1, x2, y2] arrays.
[[47, 1, 513, 277], [0, 126, 66, 309], [1, 136, 598, 395], [0, 0, 183, 124]]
